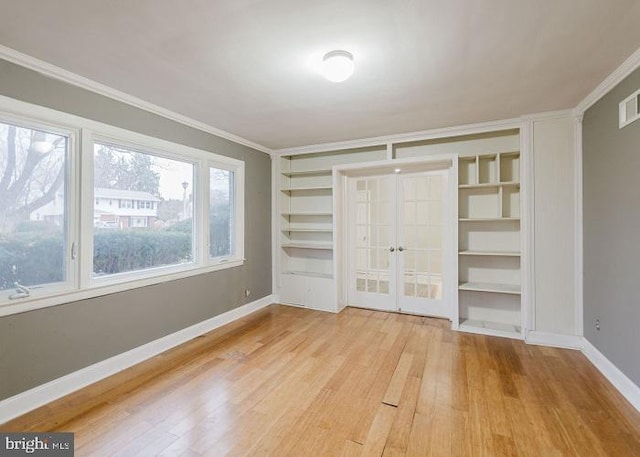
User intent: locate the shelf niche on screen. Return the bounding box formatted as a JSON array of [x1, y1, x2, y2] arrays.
[[457, 148, 522, 339]]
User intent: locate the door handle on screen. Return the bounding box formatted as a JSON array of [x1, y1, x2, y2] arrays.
[[398, 246, 405, 252], [389, 246, 395, 252]]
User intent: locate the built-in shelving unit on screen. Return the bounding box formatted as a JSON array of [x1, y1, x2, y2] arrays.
[[275, 129, 527, 329], [457, 151, 522, 338], [278, 146, 388, 310]]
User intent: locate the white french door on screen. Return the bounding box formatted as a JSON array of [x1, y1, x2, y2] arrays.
[[347, 169, 450, 318]]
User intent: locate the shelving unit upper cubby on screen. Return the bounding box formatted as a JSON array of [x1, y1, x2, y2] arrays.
[[457, 144, 523, 339]]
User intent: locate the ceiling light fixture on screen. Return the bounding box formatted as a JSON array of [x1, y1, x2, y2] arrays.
[[321, 50, 355, 82]]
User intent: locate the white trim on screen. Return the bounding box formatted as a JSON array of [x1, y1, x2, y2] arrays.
[[526, 331, 640, 413], [520, 120, 535, 334], [0, 294, 277, 425], [581, 337, 640, 413], [271, 156, 280, 297], [576, 46, 640, 115], [0, 112, 81, 304], [450, 156, 460, 329], [525, 331, 582, 349], [280, 301, 340, 314], [0, 45, 273, 155], [520, 109, 575, 121], [275, 109, 574, 157], [207, 159, 246, 263], [574, 113, 584, 336], [276, 118, 523, 156], [0, 260, 245, 317]]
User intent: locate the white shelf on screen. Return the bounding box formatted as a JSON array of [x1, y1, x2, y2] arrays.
[[281, 169, 332, 177], [281, 211, 333, 216], [281, 186, 332, 192], [459, 217, 520, 222], [458, 319, 522, 339], [458, 282, 521, 295], [459, 250, 520, 257], [458, 181, 519, 189], [282, 270, 333, 279], [281, 242, 333, 250], [282, 228, 333, 233]]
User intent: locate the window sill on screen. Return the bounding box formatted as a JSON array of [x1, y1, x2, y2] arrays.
[[0, 259, 245, 317]]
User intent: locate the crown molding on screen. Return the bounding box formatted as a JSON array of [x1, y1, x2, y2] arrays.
[[576, 46, 640, 115], [520, 109, 574, 121], [0, 45, 274, 155]]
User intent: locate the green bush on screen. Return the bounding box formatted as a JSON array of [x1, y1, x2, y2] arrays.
[[164, 216, 231, 257], [93, 230, 192, 275], [0, 229, 192, 289], [0, 232, 64, 290]]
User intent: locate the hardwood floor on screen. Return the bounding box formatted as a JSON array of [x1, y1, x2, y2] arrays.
[[3, 304, 640, 456]]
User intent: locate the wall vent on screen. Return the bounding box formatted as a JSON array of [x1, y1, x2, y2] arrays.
[[619, 88, 640, 128]]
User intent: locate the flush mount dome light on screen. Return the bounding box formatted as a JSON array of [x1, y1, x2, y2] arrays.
[[321, 50, 354, 82]]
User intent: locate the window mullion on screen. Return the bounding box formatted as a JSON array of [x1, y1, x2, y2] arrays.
[[67, 128, 81, 291], [198, 161, 209, 266], [235, 163, 245, 261], [78, 128, 95, 288]]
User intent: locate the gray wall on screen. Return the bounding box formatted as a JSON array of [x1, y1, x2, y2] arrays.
[[0, 59, 272, 401], [583, 67, 640, 386]]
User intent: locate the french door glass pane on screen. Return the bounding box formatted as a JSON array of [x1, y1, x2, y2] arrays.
[[210, 167, 234, 258], [92, 142, 194, 276], [354, 177, 392, 296], [0, 121, 69, 291], [401, 174, 444, 300]]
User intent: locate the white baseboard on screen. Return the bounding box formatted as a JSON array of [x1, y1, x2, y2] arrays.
[[279, 301, 339, 314], [522, 331, 640, 413], [581, 337, 640, 413], [525, 331, 583, 350], [0, 294, 277, 425]]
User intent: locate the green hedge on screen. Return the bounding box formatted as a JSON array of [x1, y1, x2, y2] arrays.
[[165, 217, 231, 257], [0, 229, 192, 289], [93, 230, 192, 275], [0, 232, 64, 290]]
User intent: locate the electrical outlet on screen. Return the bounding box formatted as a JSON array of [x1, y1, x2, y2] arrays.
[[595, 318, 600, 331]]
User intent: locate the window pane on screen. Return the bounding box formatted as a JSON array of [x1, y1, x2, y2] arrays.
[[93, 142, 194, 276], [210, 167, 234, 258], [0, 121, 68, 291]]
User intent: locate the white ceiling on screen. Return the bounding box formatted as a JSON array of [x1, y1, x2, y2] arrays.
[[1, 1, 640, 150]]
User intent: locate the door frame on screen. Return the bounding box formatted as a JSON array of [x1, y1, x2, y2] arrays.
[[334, 154, 458, 321]]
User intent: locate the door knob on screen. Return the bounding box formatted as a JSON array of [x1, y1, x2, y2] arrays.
[[398, 246, 405, 252], [389, 246, 395, 252]]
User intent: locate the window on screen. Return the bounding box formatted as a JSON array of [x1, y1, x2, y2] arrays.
[[0, 119, 71, 298], [0, 96, 245, 316], [92, 141, 195, 277], [209, 166, 235, 259]]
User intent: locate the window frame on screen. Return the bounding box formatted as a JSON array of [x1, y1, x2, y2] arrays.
[[86, 133, 203, 287], [207, 160, 245, 264], [0, 95, 245, 317], [0, 111, 80, 304]]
